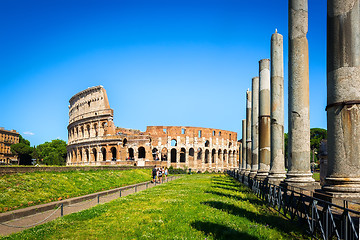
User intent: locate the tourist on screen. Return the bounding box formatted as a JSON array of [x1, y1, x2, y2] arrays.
[[152, 165, 157, 183], [158, 167, 163, 183], [164, 167, 168, 181]]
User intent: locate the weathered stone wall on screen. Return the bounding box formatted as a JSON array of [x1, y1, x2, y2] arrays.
[[0, 128, 19, 165], [67, 86, 239, 172]]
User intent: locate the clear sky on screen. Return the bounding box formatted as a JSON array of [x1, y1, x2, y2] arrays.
[[0, 0, 327, 146]]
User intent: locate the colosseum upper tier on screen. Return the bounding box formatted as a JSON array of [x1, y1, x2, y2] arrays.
[[67, 86, 240, 171]]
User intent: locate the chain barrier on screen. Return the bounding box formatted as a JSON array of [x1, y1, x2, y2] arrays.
[[0, 206, 61, 228]]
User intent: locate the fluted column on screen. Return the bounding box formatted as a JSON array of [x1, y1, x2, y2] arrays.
[[250, 77, 259, 178], [241, 120, 247, 174], [256, 59, 271, 180], [285, 0, 314, 186], [321, 0, 360, 198], [268, 30, 286, 184], [245, 90, 252, 175]]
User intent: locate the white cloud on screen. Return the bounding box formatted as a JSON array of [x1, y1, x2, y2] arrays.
[[23, 131, 35, 136]]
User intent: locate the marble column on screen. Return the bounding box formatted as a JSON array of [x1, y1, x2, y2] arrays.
[[256, 59, 271, 180], [245, 90, 252, 176], [241, 119, 247, 174], [250, 77, 259, 178], [268, 30, 286, 184], [239, 143, 242, 171], [322, 0, 360, 198], [285, 0, 314, 186]]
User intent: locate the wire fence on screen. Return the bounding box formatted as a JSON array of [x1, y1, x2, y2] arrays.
[[0, 175, 182, 230]]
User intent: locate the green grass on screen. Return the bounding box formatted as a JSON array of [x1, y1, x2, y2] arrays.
[[0, 168, 151, 213], [313, 172, 320, 181], [2, 174, 309, 239]]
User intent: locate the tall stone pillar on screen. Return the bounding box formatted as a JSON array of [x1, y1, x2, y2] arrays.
[[250, 77, 259, 178], [268, 30, 286, 184], [241, 119, 247, 174], [285, 0, 314, 186], [176, 149, 180, 168], [185, 149, 189, 166], [201, 149, 205, 171], [322, 0, 360, 198], [239, 143, 242, 171], [245, 90, 252, 175], [167, 149, 171, 168], [256, 59, 271, 180]]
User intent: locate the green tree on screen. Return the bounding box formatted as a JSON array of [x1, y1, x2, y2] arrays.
[[36, 139, 67, 166], [10, 135, 33, 165]]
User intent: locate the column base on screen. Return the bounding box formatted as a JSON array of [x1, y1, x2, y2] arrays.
[[255, 170, 269, 181], [267, 171, 286, 185], [244, 170, 251, 176], [284, 171, 315, 188], [320, 177, 360, 198], [249, 170, 257, 178]]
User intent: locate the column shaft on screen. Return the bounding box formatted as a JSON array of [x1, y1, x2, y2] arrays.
[[268, 30, 286, 184], [257, 59, 271, 180], [285, 0, 314, 186], [241, 120, 247, 174], [245, 90, 252, 175], [250, 77, 259, 178], [322, 0, 360, 198]]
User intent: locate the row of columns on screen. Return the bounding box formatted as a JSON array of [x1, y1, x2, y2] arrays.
[[239, 0, 360, 199]]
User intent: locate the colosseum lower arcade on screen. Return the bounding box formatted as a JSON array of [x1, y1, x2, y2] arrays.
[[66, 86, 240, 172]]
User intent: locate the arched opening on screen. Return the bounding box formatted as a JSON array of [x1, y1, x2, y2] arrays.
[[171, 139, 177, 146], [161, 148, 168, 161], [138, 147, 145, 158], [228, 150, 231, 164], [180, 148, 186, 162], [111, 147, 117, 161], [223, 150, 227, 161], [128, 148, 134, 160], [87, 125, 90, 138], [123, 138, 127, 147], [205, 140, 209, 147], [101, 148, 106, 161], [197, 148, 202, 160], [205, 149, 209, 163], [171, 148, 177, 163], [92, 148, 97, 162], [94, 124, 98, 137], [81, 126, 84, 138], [189, 148, 194, 159], [79, 149, 83, 162], [152, 148, 159, 160], [85, 149, 89, 162], [229, 142, 232, 148], [212, 149, 216, 163]]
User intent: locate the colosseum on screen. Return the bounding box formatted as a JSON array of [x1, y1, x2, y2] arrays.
[[67, 86, 240, 172]]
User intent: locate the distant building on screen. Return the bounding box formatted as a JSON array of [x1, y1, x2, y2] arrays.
[[0, 128, 20, 165], [66, 86, 239, 171]]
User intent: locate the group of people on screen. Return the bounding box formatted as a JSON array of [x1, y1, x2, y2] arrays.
[[152, 166, 168, 183]]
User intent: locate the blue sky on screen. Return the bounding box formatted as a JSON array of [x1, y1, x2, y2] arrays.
[[0, 0, 327, 146]]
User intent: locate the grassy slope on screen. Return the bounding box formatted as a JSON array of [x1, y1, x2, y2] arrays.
[[0, 169, 151, 213], [3, 174, 309, 240]]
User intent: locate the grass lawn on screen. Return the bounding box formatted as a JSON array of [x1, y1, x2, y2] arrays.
[[2, 174, 309, 239], [0, 168, 151, 213], [313, 172, 320, 181]]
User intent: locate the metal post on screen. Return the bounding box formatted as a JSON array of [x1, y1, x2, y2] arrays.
[[120, 189, 122, 197], [135, 186, 137, 192], [97, 194, 100, 204], [61, 203, 63, 217]]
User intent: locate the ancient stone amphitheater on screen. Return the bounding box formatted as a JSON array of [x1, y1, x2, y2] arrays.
[[67, 86, 239, 172]]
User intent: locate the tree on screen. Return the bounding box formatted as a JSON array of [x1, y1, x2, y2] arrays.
[[36, 139, 67, 165], [10, 135, 33, 165]]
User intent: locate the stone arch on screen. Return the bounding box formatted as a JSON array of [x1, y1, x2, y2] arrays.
[[212, 149, 216, 163], [205, 140, 210, 147], [85, 149, 89, 162], [101, 147, 106, 161], [81, 126, 84, 138], [218, 149, 222, 158], [86, 125, 90, 138], [138, 147, 145, 158], [229, 142, 232, 148], [111, 147, 117, 161], [152, 148, 159, 160], [123, 138, 127, 147], [161, 148, 168, 161], [223, 149, 227, 161], [171, 139, 177, 147], [228, 150, 232, 164], [93, 123, 98, 137], [128, 148, 134, 160], [92, 148, 97, 162], [180, 148, 186, 162], [79, 148, 83, 162], [171, 148, 177, 163], [197, 148, 202, 160], [205, 149, 209, 163], [189, 148, 194, 159]]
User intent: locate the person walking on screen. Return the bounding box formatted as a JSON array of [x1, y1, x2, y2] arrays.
[[152, 165, 157, 183]]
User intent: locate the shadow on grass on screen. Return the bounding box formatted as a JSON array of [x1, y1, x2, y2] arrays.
[[202, 200, 303, 234], [191, 221, 259, 240], [205, 190, 264, 206]]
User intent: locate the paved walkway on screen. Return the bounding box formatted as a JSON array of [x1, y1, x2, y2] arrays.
[[0, 176, 180, 236]]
